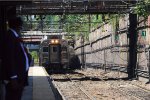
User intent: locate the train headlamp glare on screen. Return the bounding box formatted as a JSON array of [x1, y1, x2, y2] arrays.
[[55, 40, 59, 43], [51, 40, 55, 43]]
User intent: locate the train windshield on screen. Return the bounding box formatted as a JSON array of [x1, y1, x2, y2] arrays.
[[53, 47, 58, 52], [43, 47, 48, 52]]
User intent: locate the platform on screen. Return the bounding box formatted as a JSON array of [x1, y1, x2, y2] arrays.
[[22, 66, 56, 100]]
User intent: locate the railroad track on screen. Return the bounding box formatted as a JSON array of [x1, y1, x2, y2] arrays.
[[64, 74, 96, 100], [49, 72, 96, 100], [46, 68, 150, 100]]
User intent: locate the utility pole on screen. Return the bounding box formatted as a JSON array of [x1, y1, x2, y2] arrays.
[[127, 14, 138, 79]]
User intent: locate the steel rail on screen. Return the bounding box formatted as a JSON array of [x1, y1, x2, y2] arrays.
[[65, 74, 95, 100]]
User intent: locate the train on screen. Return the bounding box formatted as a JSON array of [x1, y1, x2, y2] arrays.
[[39, 34, 81, 70]]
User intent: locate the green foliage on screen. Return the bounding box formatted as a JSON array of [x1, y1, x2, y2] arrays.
[[134, 0, 150, 18], [23, 14, 104, 40], [90, 14, 103, 30], [109, 14, 119, 32], [64, 15, 88, 33], [62, 14, 103, 40], [31, 51, 38, 60]]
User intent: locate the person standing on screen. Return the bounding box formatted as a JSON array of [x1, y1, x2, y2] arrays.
[[2, 16, 30, 100]]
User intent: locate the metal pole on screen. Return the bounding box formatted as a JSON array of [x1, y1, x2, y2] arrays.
[[127, 14, 138, 79]]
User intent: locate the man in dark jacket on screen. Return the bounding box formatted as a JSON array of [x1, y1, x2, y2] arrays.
[[2, 16, 30, 100]]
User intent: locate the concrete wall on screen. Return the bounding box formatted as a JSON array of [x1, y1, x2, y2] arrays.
[[75, 15, 150, 73]]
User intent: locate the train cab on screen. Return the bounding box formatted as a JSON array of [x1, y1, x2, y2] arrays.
[[49, 39, 61, 68]]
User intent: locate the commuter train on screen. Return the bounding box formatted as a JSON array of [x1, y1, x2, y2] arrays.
[[39, 35, 81, 70]]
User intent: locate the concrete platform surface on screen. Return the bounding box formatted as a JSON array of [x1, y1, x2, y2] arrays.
[[22, 66, 56, 100]]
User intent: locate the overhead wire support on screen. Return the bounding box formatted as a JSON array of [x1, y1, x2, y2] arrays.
[[17, 0, 138, 15]]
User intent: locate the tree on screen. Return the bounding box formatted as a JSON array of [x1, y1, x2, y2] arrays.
[[134, 0, 150, 18]]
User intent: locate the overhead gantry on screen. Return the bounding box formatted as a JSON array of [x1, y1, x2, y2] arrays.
[[17, 0, 138, 15]]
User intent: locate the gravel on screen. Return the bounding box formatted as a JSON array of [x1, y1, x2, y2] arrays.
[[50, 68, 150, 100]]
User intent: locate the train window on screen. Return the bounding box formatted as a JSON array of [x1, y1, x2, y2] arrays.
[[53, 47, 57, 52], [43, 47, 48, 52], [61, 47, 67, 51]]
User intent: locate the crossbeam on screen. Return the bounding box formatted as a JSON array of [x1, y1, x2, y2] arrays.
[[22, 31, 67, 36], [16, 0, 139, 15]]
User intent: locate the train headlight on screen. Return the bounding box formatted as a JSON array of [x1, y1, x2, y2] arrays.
[[50, 39, 59, 44], [51, 40, 55, 44], [55, 40, 59, 44]]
